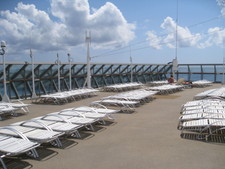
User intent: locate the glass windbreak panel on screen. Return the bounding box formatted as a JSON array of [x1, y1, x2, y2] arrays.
[[40, 64, 53, 77], [119, 65, 128, 73], [105, 76, 113, 85], [157, 65, 164, 72], [177, 74, 189, 81], [113, 76, 121, 84], [178, 65, 189, 72], [202, 66, 214, 73], [189, 65, 201, 73], [102, 65, 112, 74], [190, 74, 201, 81], [16, 81, 29, 98], [74, 64, 86, 75], [9, 64, 24, 79], [0, 83, 3, 96], [62, 65, 70, 74], [135, 65, 143, 73], [151, 65, 158, 72], [95, 77, 104, 87], [216, 65, 223, 74], [93, 64, 102, 75], [75, 78, 85, 88], [111, 65, 121, 74], [122, 75, 129, 83], [202, 74, 214, 82], [217, 74, 223, 82]]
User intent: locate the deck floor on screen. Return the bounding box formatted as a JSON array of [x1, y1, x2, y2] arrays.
[[1, 83, 225, 169]]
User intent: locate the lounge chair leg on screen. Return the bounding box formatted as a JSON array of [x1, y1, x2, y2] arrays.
[[71, 131, 81, 138], [27, 149, 39, 158], [75, 130, 81, 138], [84, 124, 95, 131], [51, 138, 62, 147], [0, 157, 7, 169]]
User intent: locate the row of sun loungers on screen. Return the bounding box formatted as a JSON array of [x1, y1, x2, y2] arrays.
[[147, 80, 168, 86], [0, 100, 31, 120], [146, 84, 184, 95], [102, 82, 143, 92], [0, 87, 157, 168], [191, 80, 212, 88], [178, 96, 225, 142], [194, 87, 225, 100], [35, 88, 99, 104], [0, 104, 119, 169], [92, 89, 158, 112], [102, 89, 157, 103]]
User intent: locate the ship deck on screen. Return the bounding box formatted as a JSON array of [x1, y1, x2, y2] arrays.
[[1, 83, 225, 169]]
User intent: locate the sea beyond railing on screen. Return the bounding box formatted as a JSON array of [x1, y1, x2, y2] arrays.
[[0, 62, 224, 100]]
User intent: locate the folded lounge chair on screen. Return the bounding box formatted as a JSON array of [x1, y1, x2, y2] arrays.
[[0, 105, 19, 120], [0, 100, 31, 113], [178, 119, 225, 141]]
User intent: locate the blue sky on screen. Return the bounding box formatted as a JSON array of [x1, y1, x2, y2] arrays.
[[0, 0, 225, 64]]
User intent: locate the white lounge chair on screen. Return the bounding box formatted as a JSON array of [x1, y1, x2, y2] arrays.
[[178, 119, 225, 141], [91, 99, 140, 112], [0, 125, 63, 147], [0, 133, 40, 169], [37, 113, 98, 131], [60, 108, 107, 124], [12, 119, 83, 138], [0, 100, 31, 113], [73, 105, 119, 120], [0, 105, 19, 120]]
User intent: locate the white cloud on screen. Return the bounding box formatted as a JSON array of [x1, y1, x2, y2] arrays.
[[146, 31, 162, 49], [146, 17, 201, 49], [0, 0, 135, 55], [217, 0, 225, 17], [198, 27, 225, 48]]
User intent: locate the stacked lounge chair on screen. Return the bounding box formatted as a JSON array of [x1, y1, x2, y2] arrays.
[[102, 82, 143, 92], [178, 98, 225, 142], [35, 88, 99, 105], [191, 80, 212, 88], [146, 84, 184, 95]]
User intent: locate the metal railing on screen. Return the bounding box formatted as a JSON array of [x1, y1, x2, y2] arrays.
[[0, 62, 224, 100]]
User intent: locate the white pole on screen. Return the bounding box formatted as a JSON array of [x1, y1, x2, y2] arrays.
[[130, 46, 133, 83], [223, 39, 225, 85], [173, 0, 179, 80], [223, 57, 225, 85], [30, 49, 37, 99], [86, 31, 91, 88], [57, 53, 61, 92], [2, 52, 10, 102], [68, 53, 72, 90], [1, 41, 10, 102]]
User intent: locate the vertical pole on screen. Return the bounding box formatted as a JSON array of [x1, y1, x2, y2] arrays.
[[130, 46, 133, 83], [86, 31, 91, 88], [30, 49, 37, 99], [2, 51, 10, 102], [57, 53, 61, 92], [68, 53, 72, 90], [223, 40, 225, 85], [223, 57, 225, 85], [173, 0, 179, 80]]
